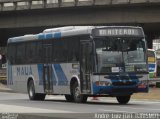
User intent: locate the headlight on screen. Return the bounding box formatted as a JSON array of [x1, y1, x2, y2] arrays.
[[95, 81, 112, 86], [138, 80, 148, 88]]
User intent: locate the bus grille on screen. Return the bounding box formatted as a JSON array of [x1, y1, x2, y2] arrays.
[[112, 82, 136, 86], [112, 88, 136, 92]]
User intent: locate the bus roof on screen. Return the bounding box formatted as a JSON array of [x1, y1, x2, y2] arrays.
[[8, 26, 144, 43], [148, 49, 156, 52], [43, 26, 94, 33]]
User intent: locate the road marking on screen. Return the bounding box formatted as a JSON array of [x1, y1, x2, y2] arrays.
[[99, 109, 135, 113], [89, 98, 160, 104], [117, 106, 160, 111], [99, 106, 160, 113], [130, 100, 160, 104], [0, 104, 74, 113]]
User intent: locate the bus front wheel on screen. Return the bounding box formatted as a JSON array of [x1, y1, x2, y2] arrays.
[[73, 82, 87, 103], [28, 80, 45, 101], [65, 95, 74, 102], [116, 95, 131, 104]]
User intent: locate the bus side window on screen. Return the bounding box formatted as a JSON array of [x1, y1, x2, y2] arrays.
[[68, 38, 79, 62], [25, 42, 37, 64], [36, 41, 43, 63], [8, 44, 16, 64], [16, 43, 25, 64]]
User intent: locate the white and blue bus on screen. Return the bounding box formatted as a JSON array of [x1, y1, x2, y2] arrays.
[[7, 26, 148, 104]]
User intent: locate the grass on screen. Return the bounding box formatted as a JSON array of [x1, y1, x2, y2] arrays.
[[132, 88, 160, 100]]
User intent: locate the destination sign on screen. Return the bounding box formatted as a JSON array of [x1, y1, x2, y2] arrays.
[[92, 27, 144, 37]]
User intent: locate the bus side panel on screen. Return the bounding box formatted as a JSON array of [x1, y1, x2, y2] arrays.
[[8, 65, 28, 93], [7, 64, 44, 93], [7, 63, 80, 95], [52, 63, 79, 94], [7, 63, 15, 91], [34, 64, 45, 94]]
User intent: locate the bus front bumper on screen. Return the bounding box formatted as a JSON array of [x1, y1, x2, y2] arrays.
[[92, 83, 149, 96]]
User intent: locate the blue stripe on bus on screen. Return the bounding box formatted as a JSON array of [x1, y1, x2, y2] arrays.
[[46, 33, 53, 39], [38, 34, 45, 40], [38, 64, 62, 86], [54, 32, 61, 38], [37, 32, 61, 40], [54, 64, 68, 85], [51, 65, 57, 86], [38, 64, 43, 85]]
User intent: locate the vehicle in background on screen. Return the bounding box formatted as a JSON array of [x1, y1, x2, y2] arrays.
[[7, 26, 149, 104], [0, 54, 6, 82], [148, 49, 160, 85], [148, 49, 157, 78]]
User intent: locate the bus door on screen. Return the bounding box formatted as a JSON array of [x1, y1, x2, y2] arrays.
[[80, 41, 92, 94], [43, 41, 53, 94]]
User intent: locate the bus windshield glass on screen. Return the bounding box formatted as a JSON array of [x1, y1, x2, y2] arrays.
[[148, 50, 156, 63], [94, 38, 147, 74]]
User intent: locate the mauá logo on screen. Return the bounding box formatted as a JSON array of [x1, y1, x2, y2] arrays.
[[17, 66, 32, 76]]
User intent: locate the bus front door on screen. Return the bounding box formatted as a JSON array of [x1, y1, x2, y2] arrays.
[[80, 41, 92, 94], [43, 42, 53, 94]]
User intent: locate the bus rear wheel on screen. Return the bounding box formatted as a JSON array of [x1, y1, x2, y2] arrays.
[[73, 82, 87, 103], [116, 95, 131, 104], [28, 80, 45, 101]]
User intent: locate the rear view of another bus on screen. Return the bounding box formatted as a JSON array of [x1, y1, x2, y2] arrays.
[[148, 49, 160, 85], [148, 49, 157, 79]]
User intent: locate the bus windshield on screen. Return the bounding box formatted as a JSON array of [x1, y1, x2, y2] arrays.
[[147, 49, 157, 77], [148, 50, 156, 63], [94, 38, 147, 74]]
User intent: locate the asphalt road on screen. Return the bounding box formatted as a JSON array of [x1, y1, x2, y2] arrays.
[[0, 92, 160, 119]]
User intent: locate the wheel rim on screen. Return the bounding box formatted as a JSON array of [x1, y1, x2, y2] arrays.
[[29, 83, 34, 97], [75, 87, 81, 99]]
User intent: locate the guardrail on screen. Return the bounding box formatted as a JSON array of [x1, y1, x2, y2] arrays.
[[0, 0, 159, 11], [0, 68, 6, 82]]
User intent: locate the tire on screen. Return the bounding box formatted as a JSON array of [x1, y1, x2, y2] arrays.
[[116, 95, 131, 104], [65, 95, 74, 102], [28, 80, 46, 101], [36, 94, 46, 101], [72, 82, 88, 103]]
